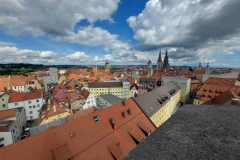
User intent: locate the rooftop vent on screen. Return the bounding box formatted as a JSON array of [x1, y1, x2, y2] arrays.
[[93, 115, 100, 122], [127, 108, 132, 115], [122, 111, 126, 118], [110, 117, 115, 129], [70, 132, 74, 138], [122, 100, 126, 106]]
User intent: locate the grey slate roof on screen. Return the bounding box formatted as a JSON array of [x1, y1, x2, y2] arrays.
[[134, 82, 180, 117], [139, 78, 157, 85], [88, 82, 122, 88], [124, 105, 240, 160], [98, 93, 122, 105]]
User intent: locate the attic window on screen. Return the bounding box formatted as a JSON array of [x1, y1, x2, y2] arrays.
[[93, 115, 100, 122]]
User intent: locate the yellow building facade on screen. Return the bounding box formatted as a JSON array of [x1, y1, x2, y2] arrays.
[[150, 90, 180, 127], [89, 87, 123, 98], [134, 81, 181, 128], [39, 99, 71, 125]]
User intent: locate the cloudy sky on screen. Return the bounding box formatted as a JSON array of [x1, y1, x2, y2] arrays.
[[0, 0, 239, 67]]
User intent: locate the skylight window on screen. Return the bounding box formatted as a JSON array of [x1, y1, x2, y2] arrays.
[[93, 115, 100, 122]]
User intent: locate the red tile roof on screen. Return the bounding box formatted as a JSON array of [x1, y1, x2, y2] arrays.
[[9, 75, 35, 86], [67, 107, 102, 122], [197, 84, 240, 103], [204, 77, 236, 86], [39, 99, 70, 124], [0, 76, 9, 92], [0, 120, 14, 132], [191, 79, 201, 84], [0, 109, 16, 120], [0, 98, 155, 160], [80, 88, 90, 99], [8, 90, 43, 103], [203, 90, 239, 105], [193, 69, 205, 74]]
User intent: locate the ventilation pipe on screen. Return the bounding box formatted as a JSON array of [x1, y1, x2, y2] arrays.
[[110, 117, 115, 129]]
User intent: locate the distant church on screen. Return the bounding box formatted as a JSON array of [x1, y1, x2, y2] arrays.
[[157, 49, 170, 70]]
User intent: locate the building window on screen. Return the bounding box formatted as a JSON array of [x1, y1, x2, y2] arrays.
[[36, 100, 39, 102], [29, 106, 32, 109], [0, 144, 4, 148], [1, 99, 3, 101], [2, 104, 6, 108], [15, 103, 18, 106], [33, 105, 36, 108], [37, 104, 40, 107], [28, 101, 31, 104], [29, 111, 33, 114], [0, 137, 4, 142]]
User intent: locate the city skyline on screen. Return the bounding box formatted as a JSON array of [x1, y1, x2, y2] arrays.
[[0, 0, 240, 67]]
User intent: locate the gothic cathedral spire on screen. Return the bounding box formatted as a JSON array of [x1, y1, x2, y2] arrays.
[[157, 50, 163, 70], [163, 49, 169, 69]]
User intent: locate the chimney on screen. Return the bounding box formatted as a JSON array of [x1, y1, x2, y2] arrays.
[[127, 108, 132, 115], [231, 98, 239, 105], [110, 117, 115, 129]]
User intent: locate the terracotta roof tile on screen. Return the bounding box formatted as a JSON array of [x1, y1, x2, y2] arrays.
[[80, 88, 90, 99], [203, 90, 238, 105], [39, 99, 70, 124], [0, 98, 155, 160], [0, 76, 9, 91], [67, 107, 102, 122], [0, 108, 16, 120], [8, 90, 43, 103], [193, 69, 205, 74]]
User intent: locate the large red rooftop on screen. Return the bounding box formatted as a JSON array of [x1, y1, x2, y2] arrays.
[[0, 98, 155, 160]]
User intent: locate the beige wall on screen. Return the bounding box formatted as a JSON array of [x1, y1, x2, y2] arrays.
[[89, 87, 123, 98], [10, 79, 42, 92], [40, 112, 70, 125], [129, 87, 138, 98], [0, 93, 9, 111]]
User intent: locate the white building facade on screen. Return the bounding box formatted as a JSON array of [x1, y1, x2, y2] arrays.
[[0, 108, 26, 147], [8, 92, 44, 120], [82, 93, 97, 109]]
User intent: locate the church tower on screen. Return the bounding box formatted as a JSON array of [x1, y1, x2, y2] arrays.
[[198, 62, 202, 70], [105, 62, 110, 72], [157, 50, 163, 70], [147, 60, 152, 70], [147, 60, 153, 77], [163, 49, 169, 69], [206, 62, 210, 74]]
